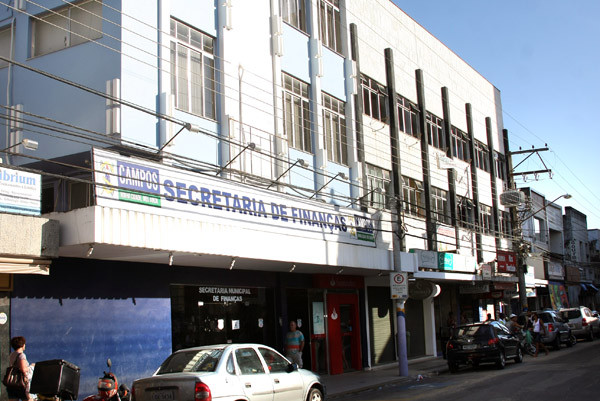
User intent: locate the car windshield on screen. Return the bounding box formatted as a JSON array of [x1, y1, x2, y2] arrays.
[[561, 310, 581, 320], [456, 325, 492, 339], [157, 349, 224, 374]]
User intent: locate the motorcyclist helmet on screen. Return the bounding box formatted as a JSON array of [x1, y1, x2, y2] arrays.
[[98, 372, 118, 398]]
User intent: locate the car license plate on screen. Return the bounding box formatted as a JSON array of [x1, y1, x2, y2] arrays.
[[151, 390, 175, 401], [463, 344, 477, 350]]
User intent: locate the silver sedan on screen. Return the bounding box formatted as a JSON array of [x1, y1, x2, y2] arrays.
[[132, 343, 325, 401]]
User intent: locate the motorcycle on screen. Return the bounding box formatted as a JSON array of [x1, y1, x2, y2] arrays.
[[83, 359, 130, 401], [518, 329, 536, 356]]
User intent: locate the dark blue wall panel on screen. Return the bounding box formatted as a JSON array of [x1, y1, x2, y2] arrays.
[[11, 259, 172, 399]]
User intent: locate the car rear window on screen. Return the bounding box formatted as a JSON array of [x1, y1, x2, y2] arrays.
[[157, 349, 223, 374], [456, 325, 492, 339], [539, 313, 551, 323], [561, 310, 581, 320]]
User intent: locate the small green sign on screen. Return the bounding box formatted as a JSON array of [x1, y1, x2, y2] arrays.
[[118, 190, 161, 207], [438, 252, 454, 270]]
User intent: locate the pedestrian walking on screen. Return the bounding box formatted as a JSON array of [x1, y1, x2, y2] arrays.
[[285, 320, 305, 368]]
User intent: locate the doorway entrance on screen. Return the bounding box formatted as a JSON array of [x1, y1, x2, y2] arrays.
[[327, 292, 362, 374]]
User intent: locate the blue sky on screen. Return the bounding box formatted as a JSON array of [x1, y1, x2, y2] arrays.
[[392, 0, 600, 230]]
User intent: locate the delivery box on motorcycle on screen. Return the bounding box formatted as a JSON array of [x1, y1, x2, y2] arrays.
[[30, 359, 80, 399]]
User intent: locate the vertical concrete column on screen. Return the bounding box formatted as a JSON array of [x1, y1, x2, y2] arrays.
[[486, 117, 501, 250], [416, 69, 435, 250], [465, 103, 483, 263], [441, 87, 459, 249]]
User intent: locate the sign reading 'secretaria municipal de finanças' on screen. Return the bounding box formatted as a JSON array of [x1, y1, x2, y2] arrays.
[[92, 148, 376, 245]]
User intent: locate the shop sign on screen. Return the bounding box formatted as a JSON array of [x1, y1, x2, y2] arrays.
[[481, 264, 492, 280], [547, 262, 564, 279], [0, 167, 41, 216], [459, 283, 489, 294], [92, 148, 376, 247], [390, 272, 408, 300], [496, 250, 517, 273], [198, 286, 256, 303], [410, 249, 438, 269], [493, 282, 516, 291], [313, 274, 364, 289], [474, 291, 504, 299], [438, 252, 453, 270], [409, 280, 436, 300]]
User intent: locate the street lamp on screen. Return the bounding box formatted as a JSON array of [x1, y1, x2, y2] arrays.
[[0, 138, 39, 164], [515, 193, 572, 312]]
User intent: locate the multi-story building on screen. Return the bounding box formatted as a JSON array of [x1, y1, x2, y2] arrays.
[[519, 188, 569, 310], [0, 0, 515, 391], [564, 207, 596, 308]]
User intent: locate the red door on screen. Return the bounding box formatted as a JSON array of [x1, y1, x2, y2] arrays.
[[327, 293, 362, 374]]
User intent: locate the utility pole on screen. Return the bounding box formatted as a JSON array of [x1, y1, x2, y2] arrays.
[[503, 135, 552, 312]]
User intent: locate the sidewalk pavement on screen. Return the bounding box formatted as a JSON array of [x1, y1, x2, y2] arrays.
[[322, 356, 449, 399]]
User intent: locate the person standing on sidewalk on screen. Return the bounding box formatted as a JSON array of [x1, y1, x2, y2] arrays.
[[532, 313, 549, 357], [285, 320, 305, 368]]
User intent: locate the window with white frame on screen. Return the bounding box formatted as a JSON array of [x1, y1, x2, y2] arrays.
[[280, 0, 307, 33], [426, 113, 445, 150], [361, 75, 387, 123], [397, 95, 418, 137], [499, 210, 511, 237], [534, 216, 545, 242], [283, 73, 311, 153], [366, 164, 390, 209], [322, 93, 347, 165], [31, 0, 103, 57], [474, 140, 490, 172], [318, 0, 341, 53], [451, 127, 470, 162], [479, 204, 493, 235], [494, 151, 507, 181], [431, 187, 450, 224], [170, 18, 216, 119], [402, 176, 425, 218]]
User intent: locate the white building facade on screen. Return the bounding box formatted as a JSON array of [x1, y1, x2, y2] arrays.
[[0, 0, 515, 389]]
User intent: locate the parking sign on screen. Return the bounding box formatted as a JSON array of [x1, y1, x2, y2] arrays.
[[390, 273, 408, 300]]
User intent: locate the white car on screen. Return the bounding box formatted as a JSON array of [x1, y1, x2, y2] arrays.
[[132, 343, 325, 401], [560, 306, 600, 340]]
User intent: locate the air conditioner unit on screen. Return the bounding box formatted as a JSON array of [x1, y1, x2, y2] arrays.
[[500, 190, 527, 206]]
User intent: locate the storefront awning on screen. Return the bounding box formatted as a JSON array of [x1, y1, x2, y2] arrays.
[[587, 284, 599, 292], [0, 257, 50, 275], [580, 283, 588, 291]]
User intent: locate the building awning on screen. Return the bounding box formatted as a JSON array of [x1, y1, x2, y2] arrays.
[[0, 257, 50, 275], [588, 284, 599, 292], [580, 283, 588, 291]]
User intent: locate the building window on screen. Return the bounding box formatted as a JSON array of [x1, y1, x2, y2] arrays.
[[361, 75, 387, 123], [499, 210, 511, 237], [31, 0, 103, 57], [480, 204, 493, 235], [534, 217, 545, 242], [402, 176, 425, 218], [397, 96, 418, 137], [426, 113, 445, 150], [280, 0, 306, 33], [366, 164, 391, 209], [494, 151, 507, 181], [474, 141, 490, 172], [451, 127, 470, 162], [318, 0, 341, 53], [0, 26, 11, 68], [457, 196, 475, 230], [322, 93, 347, 165], [170, 18, 216, 119], [431, 187, 450, 224], [283, 73, 311, 153]]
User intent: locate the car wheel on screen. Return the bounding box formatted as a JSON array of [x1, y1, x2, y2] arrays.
[[566, 332, 575, 347], [496, 352, 506, 369], [448, 361, 459, 373], [471, 360, 480, 368], [307, 388, 323, 401], [514, 347, 523, 363]]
